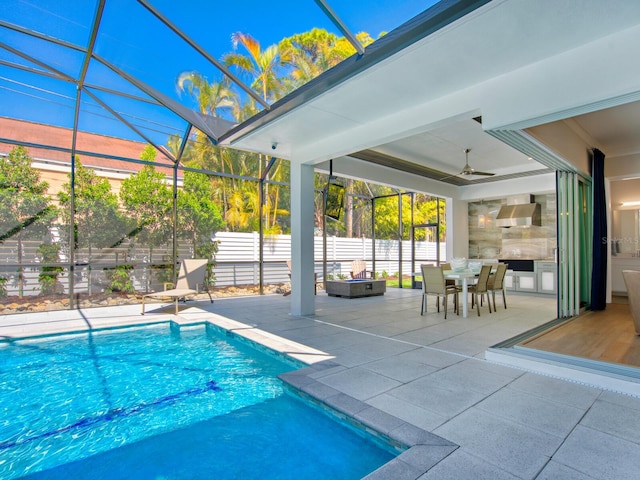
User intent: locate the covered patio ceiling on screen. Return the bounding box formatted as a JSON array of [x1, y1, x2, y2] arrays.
[[219, 0, 640, 195]]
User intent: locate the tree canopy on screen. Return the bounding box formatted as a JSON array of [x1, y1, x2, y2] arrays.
[[0, 146, 57, 296], [178, 171, 225, 255], [119, 164, 173, 251], [0, 146, 56, 243], [174, 27, 443, 239], [58, 158, 131, 253]]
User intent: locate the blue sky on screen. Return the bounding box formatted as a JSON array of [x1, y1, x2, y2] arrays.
[[148, 0, 437, 57], [0, 0, 439, 146]]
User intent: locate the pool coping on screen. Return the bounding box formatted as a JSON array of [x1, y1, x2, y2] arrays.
[[278, 365, 458, 479]]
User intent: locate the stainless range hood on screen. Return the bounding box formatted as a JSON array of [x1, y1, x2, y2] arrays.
[[495, 195, 541, 227]]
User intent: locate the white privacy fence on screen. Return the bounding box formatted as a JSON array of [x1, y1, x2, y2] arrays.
[[0, 233, 446, 296], [212, 232, 446, 286]]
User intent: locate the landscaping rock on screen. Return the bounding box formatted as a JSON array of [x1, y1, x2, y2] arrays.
[[0, 284, 289, 315]]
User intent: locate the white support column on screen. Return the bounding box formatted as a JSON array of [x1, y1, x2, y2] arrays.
[[449, 198, 467, 259], [290, 162, 316, 316]]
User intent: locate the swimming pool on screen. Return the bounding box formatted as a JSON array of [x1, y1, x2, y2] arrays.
[[0, 324, 395, 479]]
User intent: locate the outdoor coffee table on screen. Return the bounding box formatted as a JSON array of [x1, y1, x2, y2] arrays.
[[325, 279, 386, 298]]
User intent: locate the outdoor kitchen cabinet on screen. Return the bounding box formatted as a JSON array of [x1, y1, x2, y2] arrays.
[[503, 261, 556, 295], [504, 271, 538, 293], [535, 261, 557, 295], [501, 259, 537, 293]]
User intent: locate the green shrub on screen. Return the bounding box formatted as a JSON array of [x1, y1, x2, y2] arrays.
[[0, 276, 7, 298], [37, 243, 63, 295], [105, 265, 134, 293], [195, 243, 218, 288], [154, 263, 173, 286]]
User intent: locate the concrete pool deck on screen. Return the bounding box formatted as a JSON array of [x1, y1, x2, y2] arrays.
[[2, 288, 640, 479]]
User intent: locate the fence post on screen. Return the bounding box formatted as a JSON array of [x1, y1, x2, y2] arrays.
[[332, 236, 337, 275], [253, 231, 259, 285]]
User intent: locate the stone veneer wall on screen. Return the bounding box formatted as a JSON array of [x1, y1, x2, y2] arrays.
[[468, 193, 557, 260]]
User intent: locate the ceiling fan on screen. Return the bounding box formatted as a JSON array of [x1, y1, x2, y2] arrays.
[[441, 148, 494, 180], [458, 148, 494, 177]]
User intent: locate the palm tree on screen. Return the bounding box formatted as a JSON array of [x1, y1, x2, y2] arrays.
[[177, 72, 239, 218], [171, 30, 379, 235], [278, 29, 378, 235], [225, 184, 260, 232], [223, 32, 284, 103], [223, 32, 286, 229], [177, 71, 237, 117]]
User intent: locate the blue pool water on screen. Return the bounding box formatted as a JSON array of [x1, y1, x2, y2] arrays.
[[0, 324, 395, 479]]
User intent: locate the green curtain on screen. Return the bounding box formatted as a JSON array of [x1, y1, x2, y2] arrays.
[[557, 171, 591, 318]]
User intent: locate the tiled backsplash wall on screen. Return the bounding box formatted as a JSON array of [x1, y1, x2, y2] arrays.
[[468, 194, 557, 260]]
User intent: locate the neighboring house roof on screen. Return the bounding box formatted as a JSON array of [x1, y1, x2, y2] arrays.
[[0, 116, 175, 177]]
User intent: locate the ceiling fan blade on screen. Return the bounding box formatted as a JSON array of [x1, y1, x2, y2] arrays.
[[438, 173, 458, 181], [462, 170, 494, 177]]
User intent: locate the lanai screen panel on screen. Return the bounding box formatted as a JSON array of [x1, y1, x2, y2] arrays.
[[2, 0, 437, 153]]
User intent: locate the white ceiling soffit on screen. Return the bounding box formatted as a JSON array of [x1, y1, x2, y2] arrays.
[[571, 102, 640, 159], [218, 0, 640, 187]]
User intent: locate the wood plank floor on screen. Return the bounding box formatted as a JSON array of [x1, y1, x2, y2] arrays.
[[522, 299, 640, 368]]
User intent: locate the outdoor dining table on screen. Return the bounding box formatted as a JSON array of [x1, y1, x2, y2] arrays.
[[442, 269, 480, 318], [414, 265, 498, 318]]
